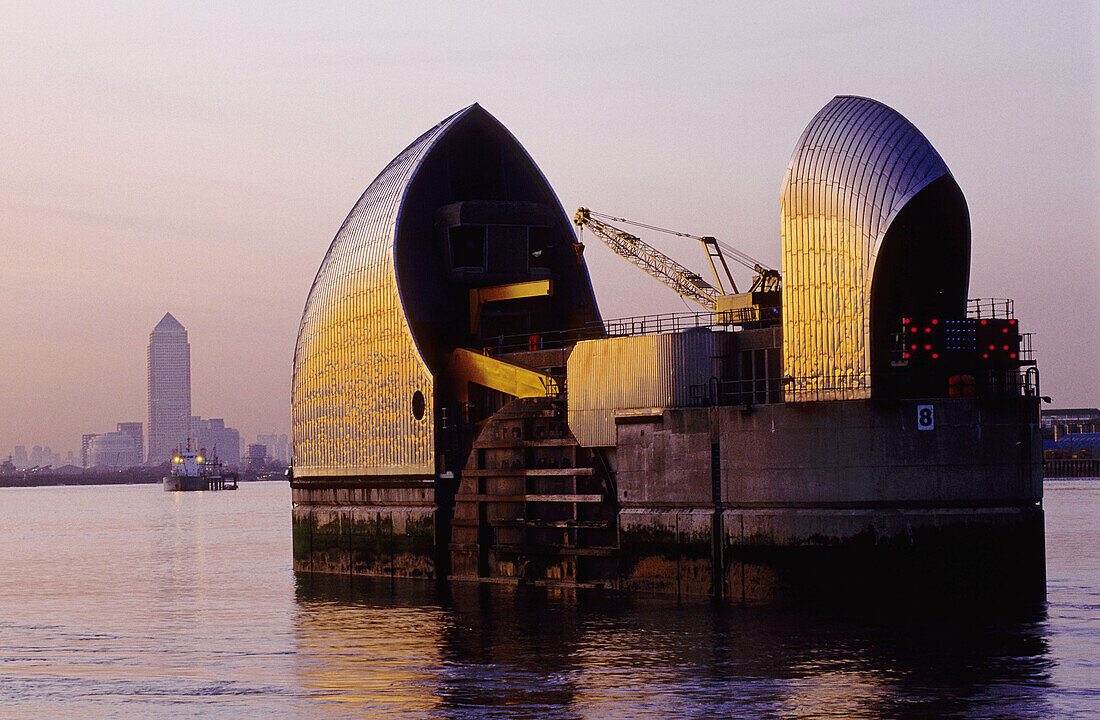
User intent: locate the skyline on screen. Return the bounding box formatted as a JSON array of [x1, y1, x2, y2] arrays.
[[2, 1, 1097, 453]]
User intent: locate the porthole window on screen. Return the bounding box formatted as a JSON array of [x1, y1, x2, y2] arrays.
[[412, 390, 426, 420]]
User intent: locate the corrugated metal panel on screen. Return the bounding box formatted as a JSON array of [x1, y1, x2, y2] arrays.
[[292, 104, 602, 478], [780, 95, 952, 402], [290, 109, 479, 476], [567, 330, 720, 447]]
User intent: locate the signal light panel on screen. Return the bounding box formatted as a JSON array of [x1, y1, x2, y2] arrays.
[[899, 317, 1020, 366]]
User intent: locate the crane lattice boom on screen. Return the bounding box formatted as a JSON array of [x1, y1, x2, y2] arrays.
[[573, 208, 720, 310]]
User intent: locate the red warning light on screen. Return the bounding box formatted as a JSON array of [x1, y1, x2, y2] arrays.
[[910, 344, 917, 350], [931, 318, 939, 325], [1003, 344, 1010, 351], [982, 353, 989, 359], [924, 327, 931, 333], [903, 352, 911, 359], [924, 344, 932, 350], [1009, 319, 1017, 325], [1010, 353, 1017, 359], [981, 319, 988, 325], [902, 317, 910, 324], [1002, 327, 1009, 334], [988, 345, 995, 351], [932, 353, 939, 359], [911, 327, 918, 333]]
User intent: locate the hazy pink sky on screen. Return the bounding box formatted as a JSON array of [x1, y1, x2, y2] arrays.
[[2, 1, 1097, 455]]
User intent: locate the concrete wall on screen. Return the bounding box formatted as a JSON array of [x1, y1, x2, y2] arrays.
[[615, 396, 1044, 599], [292, 479, 438, 579], [617, 397, 1041, 509]]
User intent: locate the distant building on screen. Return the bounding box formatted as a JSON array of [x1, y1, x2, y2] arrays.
[[1041, 408, 1100, 478], [147, 312, 191, 464], [1041, 408, 1100, 439], [190, 417, 241, 468], [241, 443, 269, 473], [257, 434, 289, 464], [26, 446, 60, 468], [89, 432, 141, 469], [81, 435, 98, 467], [116, 423, 143, 465], [13, 446, 27, 469]]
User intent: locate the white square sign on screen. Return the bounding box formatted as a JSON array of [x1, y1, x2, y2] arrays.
[[917, 404, 934, 431]]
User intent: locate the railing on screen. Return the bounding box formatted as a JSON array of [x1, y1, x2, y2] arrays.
[[1003, 367, 1041, 398], [690, 377, 786, 407], [967, 298, 1014, 319], [1044, 458, 1100, 479], [783, 374, 871, 401], [489, 302, 1021, 355], [1019, 332, 1035, 364], [690, 369, 1041, 406], [482, 310, 726, 355], [602, 311, 720, 337], [482, 307, 784, 356]]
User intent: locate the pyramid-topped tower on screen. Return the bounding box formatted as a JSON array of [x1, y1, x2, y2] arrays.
[[147, 313, 191, 464], [152, 312, 185, 333]]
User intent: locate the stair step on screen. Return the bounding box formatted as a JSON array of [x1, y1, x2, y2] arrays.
[[455, 493, 604, 503], [473, 438, 577, 448], [464, 467, 594, 477]]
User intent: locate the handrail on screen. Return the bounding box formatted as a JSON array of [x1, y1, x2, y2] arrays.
[[967, 298, 1014, 319], [482, 310, 764, 355]]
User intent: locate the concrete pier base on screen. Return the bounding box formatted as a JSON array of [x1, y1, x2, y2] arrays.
[[614, 396, 1044, 600], [620, 505, 1045, 601], [290, 395, 1045, 602], [292, 478, 438, 578]]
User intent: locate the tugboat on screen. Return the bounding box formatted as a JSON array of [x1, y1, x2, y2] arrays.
[[163, 441, 238, 492]]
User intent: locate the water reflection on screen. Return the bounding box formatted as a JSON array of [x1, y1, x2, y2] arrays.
[[293, 575, 1053, 719]]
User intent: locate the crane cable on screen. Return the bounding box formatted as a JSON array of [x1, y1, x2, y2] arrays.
[[583, 210, 771, 273]]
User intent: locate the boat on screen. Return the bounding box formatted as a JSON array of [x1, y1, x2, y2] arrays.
[[163, 442, 238, 491]]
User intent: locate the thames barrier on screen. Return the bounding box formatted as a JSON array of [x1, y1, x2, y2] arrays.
[[288, 97, 1044, 600]]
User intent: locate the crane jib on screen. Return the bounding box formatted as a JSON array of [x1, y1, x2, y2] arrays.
[[574, 209, 720, 310]]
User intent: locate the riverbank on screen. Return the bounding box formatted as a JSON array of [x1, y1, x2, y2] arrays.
[[0, 469, 286, 488], [0, 469, 164, 488]]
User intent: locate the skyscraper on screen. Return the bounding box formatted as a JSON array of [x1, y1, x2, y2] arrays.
[[147, 313, 191, 464]]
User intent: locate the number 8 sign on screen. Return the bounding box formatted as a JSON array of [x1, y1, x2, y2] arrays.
[[917, 404, 934, 431]]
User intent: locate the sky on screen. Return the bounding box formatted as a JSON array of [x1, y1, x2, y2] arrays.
[[1, 1, 1097, 456]]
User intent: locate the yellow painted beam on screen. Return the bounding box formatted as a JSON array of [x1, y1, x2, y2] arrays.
[[447, 348, 559, 402], [469, 279, 553, 333]]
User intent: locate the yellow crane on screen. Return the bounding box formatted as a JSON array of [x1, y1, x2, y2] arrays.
[[573, 208, 780, 322]]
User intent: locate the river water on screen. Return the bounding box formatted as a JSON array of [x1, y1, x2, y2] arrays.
[[0, 480, 1096, 719]]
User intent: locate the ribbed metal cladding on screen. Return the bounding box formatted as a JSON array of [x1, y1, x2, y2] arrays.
[[567, 331, 720, 447], [780, 95, 953, 401], [291, 110, 475, 477]]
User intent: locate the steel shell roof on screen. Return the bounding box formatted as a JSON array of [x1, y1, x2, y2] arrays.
[[780, 95, 958, 401]]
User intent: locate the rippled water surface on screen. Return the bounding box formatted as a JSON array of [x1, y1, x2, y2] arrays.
[[0, 480, 1096, 719]]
